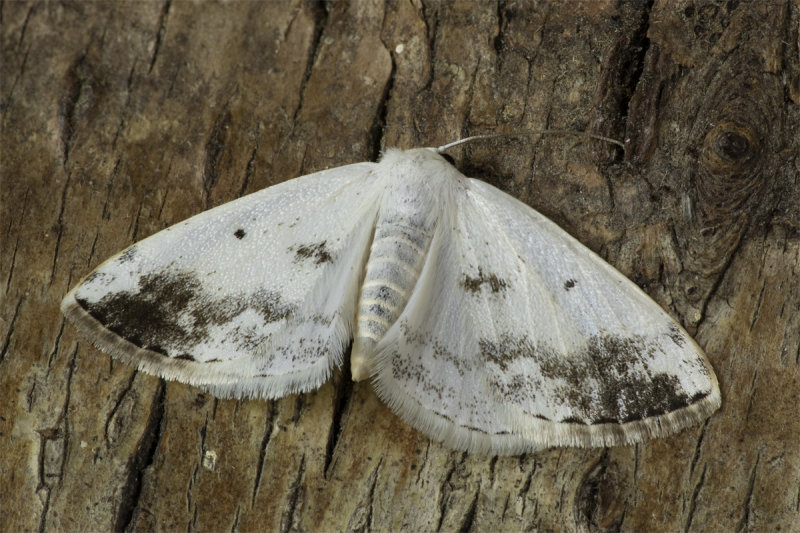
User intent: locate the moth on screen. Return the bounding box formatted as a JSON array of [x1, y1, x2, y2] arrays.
[[62, 146, 720, 454]]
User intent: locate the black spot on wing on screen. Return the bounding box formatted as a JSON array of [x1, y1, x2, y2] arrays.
[[461, 267, 508, 294], [481, 332, 701, 424], [564, 278, 577, 290], [294, 241, 333, 265], [234, 228, 246, 239]]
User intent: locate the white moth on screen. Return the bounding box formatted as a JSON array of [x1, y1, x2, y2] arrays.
[[62, 146, 721, 455]]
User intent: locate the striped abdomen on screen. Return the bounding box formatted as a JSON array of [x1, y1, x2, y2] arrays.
[[350, 220, 432, 380]]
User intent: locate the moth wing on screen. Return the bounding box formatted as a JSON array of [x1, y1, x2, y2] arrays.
[[373, 176, 720, 454], [62, 162, 381, 399]]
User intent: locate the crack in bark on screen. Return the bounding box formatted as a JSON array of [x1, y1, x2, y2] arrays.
[[574, 450, 611, 530], [500, 494, 509, 521], [488, 455, 497, 485], [203, 106, 233, 200], [684, 463, 707, 532], [290, 394, 307, 425], [460, 54, 480, 140], [518, 466, 534, 518], [280, 454, 306, 533], [688, 419, 710, 478], [418, 0, 437, 95], [104, 372, 138, 445], [744, 371, 758, 422], [238, 143, 259, 198], [112, 61, 137, 150], [697, 222, 749, 327], [36, 345, 79, 532], [45, 320, 66, 371], [289, 0, 329, 129], [323, 372, 354, 478], [0, 297, 22, 365], [414, 442, 430, 484], [458, 486, 480, 533], [17, 3, 36, 49], [251, 401, 279, 507], [435, 455, 464, 532], [35, 473, 51, 533], [101, 157, 123, 221], [735, 451, 760, 533], [49, 172, 72, 285], [617, 3, 652, 136], [114, 381, 166, 533], [368, 41, 393, 162], [87, 231, 100, 267], [230, 505, 241, 533], [4, 233, 19, 294], [363, 459, 381, 531], [57, 346, 79, 481], [349, 457, 382, 533], [149, 0, 171, 74], [748, 278, 767, 331], [795, 482, 800, 513], [130, 200, 144, 242]]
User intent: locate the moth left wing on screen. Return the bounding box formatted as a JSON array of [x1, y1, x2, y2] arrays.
[[62, 162, 381, 399], [372, 176, 720, 454]]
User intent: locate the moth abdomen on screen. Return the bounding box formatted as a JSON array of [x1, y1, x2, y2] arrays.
[[351, 221, 432, 381]]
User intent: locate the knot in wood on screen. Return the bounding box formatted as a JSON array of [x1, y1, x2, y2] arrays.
[[701, 121, 760, 172], [696, 121, 763, 218]]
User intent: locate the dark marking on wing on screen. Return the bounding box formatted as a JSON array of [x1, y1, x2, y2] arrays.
[[389, 348, 457, 403], [77, 271, 203, 353], [479, 336, 536, 372], [248, 288, 293, 323], [76, 270, 294, 359], [234, 228, 246, 239], [481, 333, 701, 424], [493, 373, 537, 404], [461, 267, 508, 294], [118, 246, 139, 264], [564, 279, 577, 290], [294, 241, 333, 265], [398, 319, 473, 376], [667, 323, 686, 347]]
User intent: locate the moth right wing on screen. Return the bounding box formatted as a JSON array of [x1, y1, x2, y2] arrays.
[[62, 162, 382, 399], [372, 176, 720, 454]]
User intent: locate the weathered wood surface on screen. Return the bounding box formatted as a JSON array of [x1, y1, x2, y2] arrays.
[[2, 1, 798, 531]]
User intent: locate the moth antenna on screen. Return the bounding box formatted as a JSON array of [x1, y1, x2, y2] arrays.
[[436, 130, 625, 152]]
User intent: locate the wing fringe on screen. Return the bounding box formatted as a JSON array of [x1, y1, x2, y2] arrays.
[[61, 291, 338, 399], [372, 369, 720, 455]]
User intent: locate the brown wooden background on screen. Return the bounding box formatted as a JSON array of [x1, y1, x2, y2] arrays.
[[2, 1, 798, 531]]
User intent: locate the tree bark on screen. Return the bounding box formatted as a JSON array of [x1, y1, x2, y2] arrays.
[[2, 1, 798, 531]]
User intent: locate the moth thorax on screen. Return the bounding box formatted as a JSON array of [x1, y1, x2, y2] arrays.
[[351, 217, 433, 381]]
